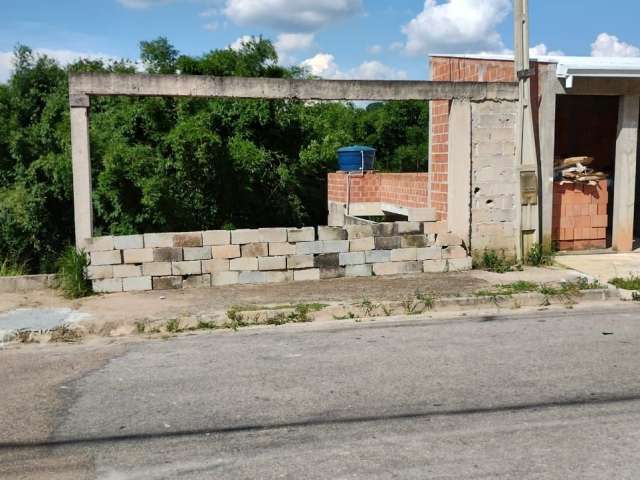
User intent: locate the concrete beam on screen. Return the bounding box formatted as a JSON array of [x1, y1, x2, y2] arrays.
[[70, 106, 93, 246], [538, 64, 558, 248], [69, 73, 518, 101], [447, 99, 472, 246], [553, 77, 640, 97], [612, 95, 640, 252]]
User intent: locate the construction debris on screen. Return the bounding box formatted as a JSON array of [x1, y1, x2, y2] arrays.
[[554, 156, 608, 186]]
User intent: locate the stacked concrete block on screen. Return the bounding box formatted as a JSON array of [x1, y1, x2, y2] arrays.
[[183, 247, 211, 261], [294, 269, 321, 282], [90, 250, 122, 266], [258, 256, 286, 271], [172, 261, 202, 276], [212, 244, 241, 259], [287, 227, 315, 242], [124, 249, 154, 264], [346, 264, 373, 277], [203, 230, 230, 246], [373, 261, 422, 276], [123, 276, 152, 292], [183, 275, 211, 289]]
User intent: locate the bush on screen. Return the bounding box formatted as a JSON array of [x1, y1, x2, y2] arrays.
[[526, 243, 555, 267], [475, 249, 516, 273], [0, 259, 25, 277], [55, 246, 92, 298]]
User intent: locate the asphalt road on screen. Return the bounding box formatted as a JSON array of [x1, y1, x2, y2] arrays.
[[2, 305, 640, 479]]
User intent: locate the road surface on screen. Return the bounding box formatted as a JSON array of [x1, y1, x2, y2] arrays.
[[1, 304, 640, 479]]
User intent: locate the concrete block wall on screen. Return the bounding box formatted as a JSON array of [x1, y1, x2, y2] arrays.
[[83, 222, 471, 293]]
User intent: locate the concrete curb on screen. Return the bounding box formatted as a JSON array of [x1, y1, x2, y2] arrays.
[[0, 274, 56, 294]]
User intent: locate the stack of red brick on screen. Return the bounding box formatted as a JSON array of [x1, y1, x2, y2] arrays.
[[552, 180, 608, 250]]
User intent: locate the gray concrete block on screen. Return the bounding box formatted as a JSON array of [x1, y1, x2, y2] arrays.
[[372, 223, 395, 237], [443, 246, 467, 259], [394, 222, 422, 235], [287, 227, 315, 242], [339, 251, 365, 266], [422, 260, 449, 273], [400, 235, 429, 248], [258, 256, 286, 271], [287, 255, 315, 269], [144, 232, 175, 248], [173, 232, 203, 248], [152, 276, 182, 290], [295, 241, 324, 255], [374, 236, 401, 250], [172, 260, 202, 276], [112, 264, 143, 278], [142, 262, 172, 277], [373, 261, 422, 276], [86, 265, 113, 280], [349, 237, 375, 252], [448, 257, 473, 271], [212, 244, 241, 259], [203, 230, 231, 246], [230, 257, 259, 271], [113, 235, 143, 250], [436, 233, 464, 247], [123, 276, 152, 292], [317, 226, 347, 241], [153, 247, 183, 263], [238, 271, 267, 284], [231, 229, 261, 244], [365, 250, 391, 264], [268, 242, 297, 256], [123, 248, 154, 264], [258, 228, 287, 243], [264, 271, 293, 283], [80, 236, 114, 252], [322, 240, 349, 253], [314, 253, 339, 269], [346, 264, 373, 277], [183, 247, 212, 261], [416, 247, 442, 261], [320, 267, 345, 280], [201, 259, 230, 274], [346, 224, 374, 239], [390, 248, 417, 262], [211, 271, 239, 286], [183, 274, 211, 289], [294, 269, 321, 282], [423, 222, 448, 235], [241, 243, 268, 257], [90, 250, 122, 266], [93, 278, 123, 293], [408, 208, 437, 222]]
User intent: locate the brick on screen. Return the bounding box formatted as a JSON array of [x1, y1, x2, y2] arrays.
[[374, 236, 401, 250], [408, 208, 437, 222], [349, 237, 375, 252], [238, 271, 267, 284], [322, 240, 350, 253], [436, 233, 463, 247], [345, 264, 373, 277], [287, 255, 315, 269], [345, 224, 374, 239], [90, 250, 122, 266], [258, 228, 287, 243], [201, 259, 230, 273], [241, 243, 268, 257], [172, 261, 202, 275], [173, 232, 202, 248], [365, 250, 391, 264], [93, 278, 123, 293], [144, 233, 175, 248], [339, 251, 366, 266], [443, 246, 467, 259], [372, 223, 395, 237], [153, 276, 182, 290], [230, 257, 258, 271], [153, 247, 183, 262], [373, 261, 422, 276], [211, 271, 239, 286], [394, 222, 422, 234], [231, 229, 261, 244], [183, 274, 211, 289], [80, 236, 114, 252], [448, 257, 473, 272], [295, 241, 324, 255], [113, 235, 143, 250], [287, 227, 315, 242], [401, 235, 429, 248], [317, 226, 347, 241], [113, 264, 143, 278], [86, 265, 113, 280], [294, 269, 321, 282], [390, 248, 417, 262], [264, 271, 294, 283], [142, 262, 172, 276], [212, 244, 241, 259], [423, 260, 448, 273], [203, 230, 231, 246], [258, 256, 286, 271], [320, 267, 345, 280], [123, 276, 152, 292], [183, 247, 212, 261], [314, 253, 339, 268], [592, 215, 608, 228], [269, 242, 297, 256], [417, 247, 442, 261]]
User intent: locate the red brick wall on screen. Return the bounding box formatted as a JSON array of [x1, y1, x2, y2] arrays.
[[328, 172, 429, 209]]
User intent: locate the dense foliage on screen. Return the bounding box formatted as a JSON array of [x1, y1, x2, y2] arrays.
[[0, 38, 428, 273]]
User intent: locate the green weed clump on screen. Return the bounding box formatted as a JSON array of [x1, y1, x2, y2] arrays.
[[610, 275, 640, 291], [55, 247, 92, 299], [0, 259, 25, 277], [475, 249, 518, 273], [526, 243, 555, 267]]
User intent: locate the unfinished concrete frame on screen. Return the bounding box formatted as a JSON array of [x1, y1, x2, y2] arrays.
[[68, 73, 518, 246]]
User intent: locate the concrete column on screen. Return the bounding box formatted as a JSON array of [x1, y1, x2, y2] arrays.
[[70, 95, 93, 247], [538, 66, 558, 249], [612, 95, 640, 252], [447, 99, 471, 247]]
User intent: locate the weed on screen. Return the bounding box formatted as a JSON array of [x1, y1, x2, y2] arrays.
[[334, 311, 356, 320], [632, 292, 640, 302], [526, 243, 555, 267], [55, 247, 92, 299], [15, 330, 37, 343], [476, 249, 516, 273], [196, 320, 216, 330], [225, 307, 248, 330], [358, 297, 379, 317], [0, 259, 25, 277], [381, 304, 393, 316], [49, 325, 82, 343], [134, 321, 147, 334], [165, 318, 181, 333], [610, 275, 640, 291], [415, 290, 435, 310], [291, 304, 313, 323], [475, 281, 538, 297]]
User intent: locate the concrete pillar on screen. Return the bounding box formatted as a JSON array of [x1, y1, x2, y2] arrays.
[[447, 99, 471, 247], [70, 95, 93, 247], [612, 95, 640, 252], [538, 66, 558, 249]]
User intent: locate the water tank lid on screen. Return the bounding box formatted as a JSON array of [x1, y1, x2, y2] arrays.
[[337, 145, 376, 153]]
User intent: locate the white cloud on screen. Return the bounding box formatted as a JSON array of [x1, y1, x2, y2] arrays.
[[224, 0, 362, 32], [275, 33, 315, 65], [529, 43, 564, 57], [204, 21, 219, 31], [301, 53, 340, 77], [300, 53, 406, 80], [389, 41, 404, 52], [591, 33, 640, 57], [369, 45, 382, 55], [402, 0, 511, 55]]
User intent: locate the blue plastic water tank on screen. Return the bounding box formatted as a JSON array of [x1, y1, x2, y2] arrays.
[[337, 146, 376, 172]]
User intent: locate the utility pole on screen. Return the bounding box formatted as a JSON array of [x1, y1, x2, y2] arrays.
[[513, 0, 540, 261]]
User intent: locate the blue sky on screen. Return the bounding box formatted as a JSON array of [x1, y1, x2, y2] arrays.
[[2, 0, 640, 82]]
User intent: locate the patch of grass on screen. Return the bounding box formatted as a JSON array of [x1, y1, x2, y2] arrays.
[[134, 321, 147, 334], [334, 311, 356, 320], [55, 246, 92, 299], [0, 259, 25, 277], [525, 243, 555, 267], [475, 249, 518, 273], [610, 275, 640, 291], [229, 303, 328, 313], [165, 318, 182, 333], [381, 304, 393, 316], [475, 281, 538, 297], [49, 325, 82, 343], [15, 330, 37, 343], [196, 320, 216, 330], [357, 297, 379, 317], [400, 289, 435, 315]]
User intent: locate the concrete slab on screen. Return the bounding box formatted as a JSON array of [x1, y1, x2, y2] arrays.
[[556, 253, 640, 283]]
